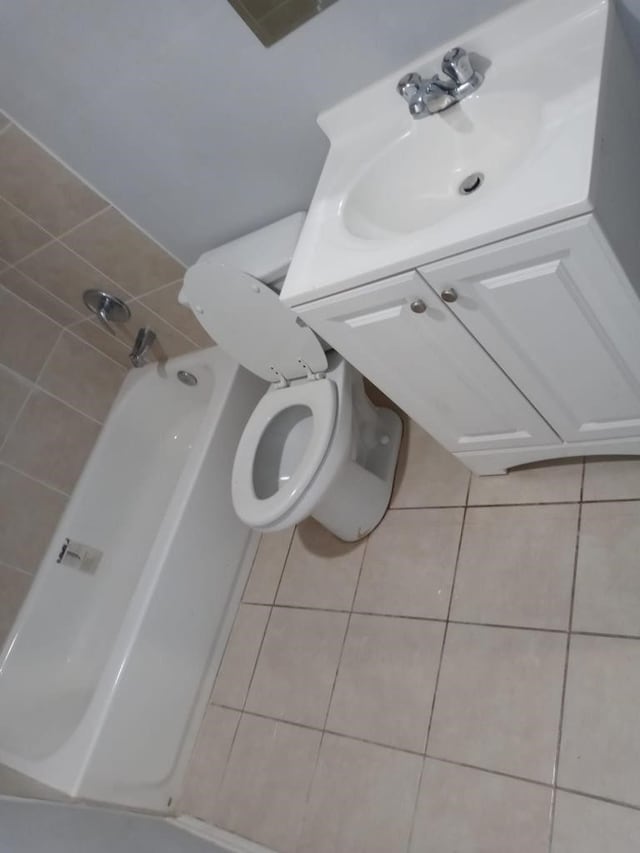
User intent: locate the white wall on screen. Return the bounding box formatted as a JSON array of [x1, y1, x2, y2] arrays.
[[0, 798, 222, 853], [0, 0, 520, 263]]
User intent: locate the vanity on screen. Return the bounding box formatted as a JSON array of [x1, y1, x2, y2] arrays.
[[281, 0, 640, 474]]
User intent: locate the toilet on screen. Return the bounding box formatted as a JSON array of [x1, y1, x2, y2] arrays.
[[179, 214, 402, 541]]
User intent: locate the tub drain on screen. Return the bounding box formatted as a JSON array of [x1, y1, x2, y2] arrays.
[[458, 172, 484, 195], [177, 370, 198, 386]]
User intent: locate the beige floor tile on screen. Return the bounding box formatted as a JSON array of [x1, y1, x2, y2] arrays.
[[429, 624, 565, 782], [62, 207, 184, 297], [299, 733, 422, 853], [1, 390, 100, 493], [0, 125, 108, 235], [354, 508, 462, 619], [0, 267, 82, 326], [0, 365, 30, 446], [38, 331, 125, 421], [180, 705, 240, 823], [0, 563, 32, 646], [552, 791, 640, 853], [17, 240, 129, 312], [451, 504, 578, 629], [210, 604, 270, 709], [276, 518, 365, 610], [574, 502, 640, 635], [559, 635, 640, 805], [214, 714, 321, 853], [327, 614, 444, 752], [411, 759, 552, 853], [468, 459, 583, 505], [0, 197, 50, 264], [243, 528, 293, 605], [582, 457, 640, 501], [0, 287, 60, 381], [245, 607, 348, 728], [392, 420, 470, 508], [0, 465, 67, 572]]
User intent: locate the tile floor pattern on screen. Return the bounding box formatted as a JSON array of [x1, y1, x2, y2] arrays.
[[181, 421, 640, 852]]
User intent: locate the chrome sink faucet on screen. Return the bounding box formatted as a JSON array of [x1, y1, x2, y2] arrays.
[[397, 47, 483, 118]]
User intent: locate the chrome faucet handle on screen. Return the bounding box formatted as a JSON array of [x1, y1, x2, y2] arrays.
[[442, 46, 474, 85], [396, 72, 423, 102]]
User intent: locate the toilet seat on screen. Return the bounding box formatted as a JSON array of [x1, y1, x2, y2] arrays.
[[232, 378, 337, 529]]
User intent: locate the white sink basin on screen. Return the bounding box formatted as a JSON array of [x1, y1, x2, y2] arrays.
[[342, 93, 542, 240], [281, 0, 610, 307]]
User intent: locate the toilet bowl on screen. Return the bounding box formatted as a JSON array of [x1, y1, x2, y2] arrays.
[[180, 214, 402, 541]]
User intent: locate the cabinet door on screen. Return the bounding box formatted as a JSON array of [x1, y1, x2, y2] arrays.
[[419, 216, 640, 443], [298, 270, 558, 453]]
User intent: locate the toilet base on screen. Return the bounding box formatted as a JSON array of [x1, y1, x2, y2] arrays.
[[311, 408, 403, 542]]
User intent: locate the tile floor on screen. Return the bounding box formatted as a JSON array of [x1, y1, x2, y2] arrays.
[[181, 421, 640, 852]]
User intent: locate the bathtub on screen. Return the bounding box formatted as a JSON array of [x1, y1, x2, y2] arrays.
[[0, 347, 265, 812]]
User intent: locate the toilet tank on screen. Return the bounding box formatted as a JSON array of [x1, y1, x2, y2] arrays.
[[194, 212, 306, 291]]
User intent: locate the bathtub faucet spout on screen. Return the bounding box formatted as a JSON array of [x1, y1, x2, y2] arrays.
[[129, 327, 156, 367]]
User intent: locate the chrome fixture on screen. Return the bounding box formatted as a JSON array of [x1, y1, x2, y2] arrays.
[[129, 327, 156, 368], [397, 47, 483, 118], [440, 288, 458, 304], [83, 289, 131, 334], [458, 172, 484, 195], [410, 299, 427, 314], [177, 370, 198, 386]]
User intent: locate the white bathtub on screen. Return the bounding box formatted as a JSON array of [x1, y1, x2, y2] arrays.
[[0, 347, 265, 812]]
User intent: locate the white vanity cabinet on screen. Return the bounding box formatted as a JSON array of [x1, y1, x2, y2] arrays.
[[296, 214, 640, 474], [417, 216, 640, 446], [296, 269, 559, 454]]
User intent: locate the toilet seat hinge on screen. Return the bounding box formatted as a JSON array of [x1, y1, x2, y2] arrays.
[[298, 359, 325, 381], [269, 367, 290, 388]]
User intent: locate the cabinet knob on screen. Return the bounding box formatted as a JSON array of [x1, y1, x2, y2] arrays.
[[440, 288, 458, 304], [410, 299, 427, 314]]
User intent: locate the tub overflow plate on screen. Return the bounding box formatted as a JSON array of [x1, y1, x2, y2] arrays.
[[177, 370, 198, 386]]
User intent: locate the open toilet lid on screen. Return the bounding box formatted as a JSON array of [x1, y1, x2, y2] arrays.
[[181, 262, 328, 383]]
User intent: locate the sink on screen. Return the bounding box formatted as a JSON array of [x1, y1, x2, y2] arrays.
[[342, 93, 542, 239], [281, 0, 611, 307]]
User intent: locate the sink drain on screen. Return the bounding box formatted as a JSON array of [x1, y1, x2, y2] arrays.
[[458, 172, 484, 195], [177, 370, 198, 386]]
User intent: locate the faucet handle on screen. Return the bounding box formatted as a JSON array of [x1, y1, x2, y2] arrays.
[[396, 72, 422, 102], [442, 46, 474, 85]]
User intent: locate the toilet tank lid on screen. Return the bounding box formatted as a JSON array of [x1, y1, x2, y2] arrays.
[[195, 212, 306, 284]]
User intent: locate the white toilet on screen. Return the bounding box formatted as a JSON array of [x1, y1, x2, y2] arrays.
[[180, 214, 402, 541]]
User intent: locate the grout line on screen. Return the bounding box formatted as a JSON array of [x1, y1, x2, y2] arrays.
[[55, 205, 111, 241], [1, 236, 56, 268], [0, 193, 59, 243], [64, 323, 130, 370], [408, 479, 471, 852], [547, 458, 585, 853], [0, 460, 70, 498], [424, 754, 553, 790], [0, 280, 65, 330], [0, 557, 36, 577], [2, 264, 85, 325], [555, 785, 640, 814]]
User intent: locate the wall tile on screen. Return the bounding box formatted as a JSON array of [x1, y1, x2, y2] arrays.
[[0, 563, 32, 647], [1, 390, 100, 493], [0, 465, 66, 572], [0, 366, 30, 446], [63, 207, 184, 297], [0, 267, 82, 326], [68, 321, 131, 368], [0, 197, 50, 264], [17, 240, 130, 313], [0, 125, 108, 235], [139, 280, 214, 348], [0, 287, 60, 381], [38, 331, 125, 422]]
